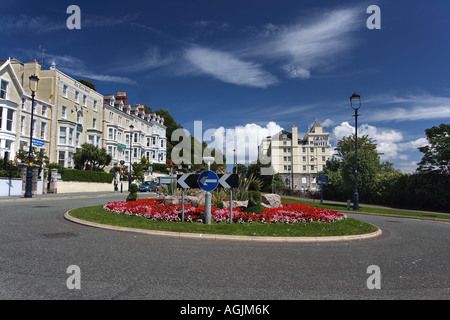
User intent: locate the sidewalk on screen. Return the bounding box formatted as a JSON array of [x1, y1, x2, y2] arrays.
[[0, 191, 127, 202]]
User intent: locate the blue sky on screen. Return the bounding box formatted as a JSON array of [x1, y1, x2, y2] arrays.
[[2, 0, 450, 172]]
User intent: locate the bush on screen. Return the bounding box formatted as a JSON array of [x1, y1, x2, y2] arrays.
[[127, 183, 138, 202], [246, 180, 264, 214], [61, 169, 114, 183]]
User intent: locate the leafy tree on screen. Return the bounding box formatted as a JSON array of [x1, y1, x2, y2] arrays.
[[325, 134, 386, 203], [76, 79, 96, 91], [15, 147, 49, 167], [417, 123, 450, 175], [73, 143, 112, 171]]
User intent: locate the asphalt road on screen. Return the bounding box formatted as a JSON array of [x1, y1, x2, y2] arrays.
[[0, 192, 449, 301]]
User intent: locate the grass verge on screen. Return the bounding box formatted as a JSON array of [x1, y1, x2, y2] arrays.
[[281, 197, 450, 220], [69, 205, 378, 237]]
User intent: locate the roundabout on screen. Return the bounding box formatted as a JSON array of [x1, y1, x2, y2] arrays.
[[64, 197, 382, 242]]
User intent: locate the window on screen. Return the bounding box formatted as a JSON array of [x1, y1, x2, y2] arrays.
[[76, 112, 81, 123], [311, 165, 315, 171], [303, 165, 306, 171], [40, 122, 47, 140], [118, 116, 122, 125], [302, 176, 307, 183], [310, 148, 314, 153], [58, 151, 65, 167], [0, 79, 8, 99], [303, 156, 306, 162], [302, 147, 306, 153], [59, 127, 67, 144], [93, 100, 97, 111], [62, 106, 67, 119], [6, 109, 13, 131], [32, 119, 36, 137], [322, 148, 326, 153], [83, 95, 87, 106], [68, 128, 74, 146], [109, 112, 113, 122], [63, 85, 68, 97], [74, 91, 79, 102], [88, 135, 94, 145], [125, 134, 129, 145], [76, 132, 80, 147], [42, 105, 47, 117], [161, 140, 164, 148], [108, 128, 113, 140], [20, 116, 26, 134], [322, 156, 326, 162], [0, 107, 2, 129], [92, 118, 96, 128]]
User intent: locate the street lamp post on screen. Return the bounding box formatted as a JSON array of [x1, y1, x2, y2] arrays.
[[128, 124, 134, 191], [350, 93, 361, 211], [24, 75, 39, 198]]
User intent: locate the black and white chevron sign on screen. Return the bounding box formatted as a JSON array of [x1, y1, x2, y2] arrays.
[[177, 174, 199, 189], [177, 173, 238, 189]]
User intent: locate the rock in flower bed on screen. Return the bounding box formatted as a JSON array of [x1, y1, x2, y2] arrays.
[[103, 198, 345, 224]]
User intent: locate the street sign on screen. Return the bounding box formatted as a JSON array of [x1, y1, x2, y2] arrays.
[[32, 139, 44, 147], [218, 174, 239, 189], [198, 171, 219, 192], [177, 174, 199, 189], [318, 176, 330, 185]]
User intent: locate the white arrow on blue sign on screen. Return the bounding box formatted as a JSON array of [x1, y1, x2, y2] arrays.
[[198, 171, 219, 192]]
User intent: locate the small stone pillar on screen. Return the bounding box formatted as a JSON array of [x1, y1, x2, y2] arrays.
[[43, 168, 48, 194], [48, 169, 58, 193]]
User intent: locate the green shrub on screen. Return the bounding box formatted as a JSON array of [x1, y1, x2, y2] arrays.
[[127, 183, 138, 202], [246, 180, 264, 214], [61, 169, 114, 183]]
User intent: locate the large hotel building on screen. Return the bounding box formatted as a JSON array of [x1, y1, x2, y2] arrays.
[[258, 120, 331, 192]]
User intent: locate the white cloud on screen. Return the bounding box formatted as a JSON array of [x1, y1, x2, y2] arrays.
[[50, 54, 136, 85], [183, 46, 278, 88], [366, 94, 450, 122], [281, 64, 310, 79], [322, 118, 335, 127], [331, 122, 427, 163], [242, 7, 362, 79], [206, 121, 283, 164]]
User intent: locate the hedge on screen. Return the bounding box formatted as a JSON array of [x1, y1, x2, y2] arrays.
[[61, 169, 114, 183]]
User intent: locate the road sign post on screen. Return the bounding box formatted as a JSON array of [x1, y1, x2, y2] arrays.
[[198, 170, 219, 225]]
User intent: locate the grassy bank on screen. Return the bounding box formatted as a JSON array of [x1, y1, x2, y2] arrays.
[[281, 197, 450, 220], [69, 205, 379, 237]]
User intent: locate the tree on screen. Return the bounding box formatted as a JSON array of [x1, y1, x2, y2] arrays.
[[76, 79, 96, 91], [325, 134, 386, 203], [417, 124, 450, 175], [73, 143, 112, 171], [15, 147, 49, 167]]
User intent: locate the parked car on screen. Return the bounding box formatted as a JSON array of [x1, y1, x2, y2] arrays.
[[138, 181, 158, 192]]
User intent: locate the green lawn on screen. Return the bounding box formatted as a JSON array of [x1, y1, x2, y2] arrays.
[[69, 205, 379, 237], [281, 197, 450, 220]]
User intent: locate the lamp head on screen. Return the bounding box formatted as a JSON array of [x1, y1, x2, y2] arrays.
[[29, 74, 39, 92], [350, 92, 361, 110]]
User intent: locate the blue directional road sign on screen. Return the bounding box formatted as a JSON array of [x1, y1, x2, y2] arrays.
[[198, 171, 219, 192]]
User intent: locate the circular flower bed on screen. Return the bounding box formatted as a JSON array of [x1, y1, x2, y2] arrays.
[[103, 198, 345, 224]]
